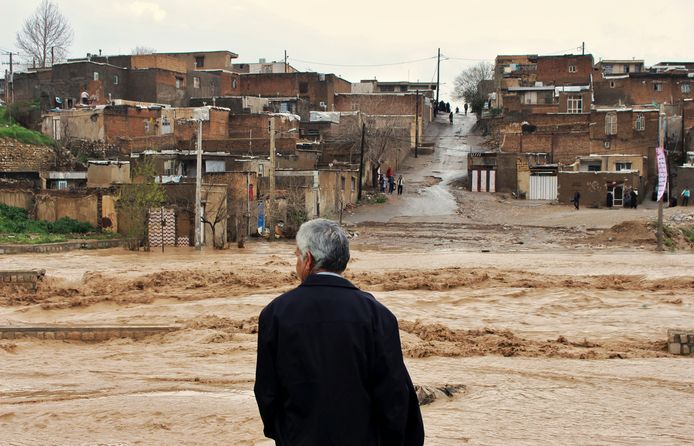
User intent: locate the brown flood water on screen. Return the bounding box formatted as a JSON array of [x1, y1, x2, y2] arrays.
[[1, 243, 693, 445]]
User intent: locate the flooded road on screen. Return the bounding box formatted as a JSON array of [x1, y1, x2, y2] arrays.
[[347, 112, 480, 224], [1, 244, 693, 445]]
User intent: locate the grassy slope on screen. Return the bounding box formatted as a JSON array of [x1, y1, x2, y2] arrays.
[[0, 106, 55, 146]]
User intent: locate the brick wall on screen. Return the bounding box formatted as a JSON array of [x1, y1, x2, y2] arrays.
[[104, 107, 161, 143], [536, 55, 593, 85], [557, 171, 642, 206], [589, 110, 659, 158], [334, 94, 418, 116], [0, 138, 56, 172], [239, 73, 351, 110], [596, 74, 693, 106]]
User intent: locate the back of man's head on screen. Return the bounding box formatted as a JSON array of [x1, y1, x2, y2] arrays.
[[296, 218, 350, 273]]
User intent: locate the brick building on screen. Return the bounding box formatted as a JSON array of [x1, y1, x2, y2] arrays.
[[239, 72, 352, 119], [594, 71, 693, 106]]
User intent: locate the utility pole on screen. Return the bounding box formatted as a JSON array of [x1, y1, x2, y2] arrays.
[[582, 42, 585, 56], [415, 89, 420, 158], [357, 121, 366, 201], [195, 119, 203, 250], [268, 117, 276, 238], [284, 50, 287, 73], [656, 110, 666, 251], [435, 48, 441, 113], [51, 47, 54, 66]]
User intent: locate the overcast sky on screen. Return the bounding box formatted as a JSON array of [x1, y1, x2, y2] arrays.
[[1, 0, 692, 104]]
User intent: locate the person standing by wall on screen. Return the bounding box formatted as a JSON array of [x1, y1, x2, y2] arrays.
[[681, 186, 690, 206], [397, 174, 404, 195]]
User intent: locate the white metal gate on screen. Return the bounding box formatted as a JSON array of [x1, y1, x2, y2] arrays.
[[471, 169, 496, 192], [528, 175, 557, 200]]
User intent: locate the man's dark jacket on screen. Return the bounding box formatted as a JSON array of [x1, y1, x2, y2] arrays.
[[254, 273, 424, 446]]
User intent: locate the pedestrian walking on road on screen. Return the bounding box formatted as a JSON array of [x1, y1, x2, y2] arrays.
[[572, 191, 580, 210], [388, 175, 395, 194], [464, 103, 468, 115], [255, 219, 425, 446], [681, 186, 690, 206], [630, 189, 638, 208], [449, 112, 453, 124], [397, 174, 404, 195]]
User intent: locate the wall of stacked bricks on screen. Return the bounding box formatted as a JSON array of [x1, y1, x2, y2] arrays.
[[238, 73, 351, 110], [0, 239, 125, 254], [589, 110, 659, 156], [594, 75, 692, 106], [535, 55, 593, 85], [0, 138, 56, 172], [0, 270, 44, 290], [557, 171, 642, 205], [668, 330, 694, 355], [104, 107, 161, 143], [0, 326, 176, 342]]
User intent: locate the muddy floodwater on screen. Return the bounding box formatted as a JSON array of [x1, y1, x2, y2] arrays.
[[1, 241, 693, 446]]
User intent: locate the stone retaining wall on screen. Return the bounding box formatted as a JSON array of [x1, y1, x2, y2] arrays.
[[0, 325, 178, 342], [668, 329, 694, 355], [0, 238, 129, 255], [0, 269, 45, 290]]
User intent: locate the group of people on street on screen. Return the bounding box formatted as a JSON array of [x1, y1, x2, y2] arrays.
[[378, 166, 404, 195]]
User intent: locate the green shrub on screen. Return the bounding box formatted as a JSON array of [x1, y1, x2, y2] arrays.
[[0, 203, 98, 243]]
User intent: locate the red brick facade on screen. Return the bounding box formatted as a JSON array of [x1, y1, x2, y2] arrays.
[[239, 73, 351, 113], [536, 55, 593, 85]]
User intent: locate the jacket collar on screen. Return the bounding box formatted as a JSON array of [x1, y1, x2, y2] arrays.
[[300, 273, 358, 289]]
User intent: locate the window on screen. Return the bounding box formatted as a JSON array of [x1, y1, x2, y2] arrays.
[[610, 81, 616, 88], [144, 121, 151, 133], [193, 77, 200, 89], [635, 114, 645, 131], [299, 81, 309, 94], [682, 83, 691, 94], [567, 95, 583, 114], [603, 64, 613, 74], [568, 65, 577, 73], [605, 112, 618, 135], [351, 177, 356, 192], [653, 82, 663, 92], [616, 162, 632, 171], [588, 164, 601, 172], [163, 160, 176, 176], [258, 164, 264, 177], [93, 72, 99, 81], [195, 56, 205, 68], [232, 78, 238, 89], [341, 176, 346, 191], [175, 77, 184, 89]]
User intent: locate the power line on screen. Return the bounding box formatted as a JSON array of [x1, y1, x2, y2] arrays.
[[288, 55, 437, 68]]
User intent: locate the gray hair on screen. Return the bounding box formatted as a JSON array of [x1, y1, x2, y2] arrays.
[[296, 218, 350, 273]]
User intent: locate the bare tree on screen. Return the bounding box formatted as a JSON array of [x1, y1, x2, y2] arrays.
[[453, 61, 494, 113], [200, 183, 229, 249], [16, 0, 74, 68], [132, 46, 156, 55]]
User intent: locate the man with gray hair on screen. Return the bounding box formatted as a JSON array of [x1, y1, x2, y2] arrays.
[[254, 218, 424, 445]]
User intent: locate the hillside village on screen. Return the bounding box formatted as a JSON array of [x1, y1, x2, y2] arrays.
[[1, 49, 693, 248]]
